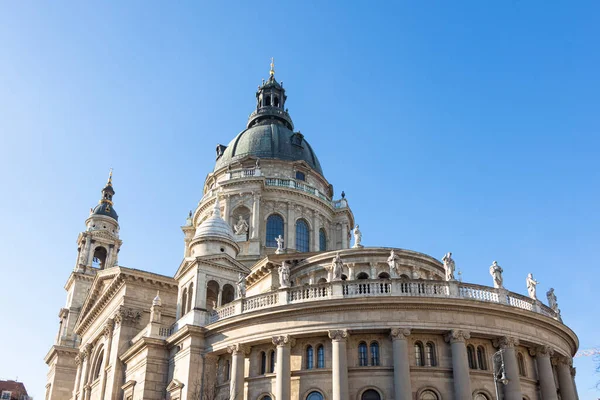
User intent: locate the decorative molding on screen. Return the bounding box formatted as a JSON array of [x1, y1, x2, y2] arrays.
[[493, 336, 519, 349], [227, 343, 251, 355], [272, 334, 296, 347], [444, 330, 470, 343], [328, 329, 349, 342], [390, 328, 411, 340], [529, 345, 554, 357]]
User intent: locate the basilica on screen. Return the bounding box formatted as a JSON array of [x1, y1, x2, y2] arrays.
[[44, 64, 579, 400]]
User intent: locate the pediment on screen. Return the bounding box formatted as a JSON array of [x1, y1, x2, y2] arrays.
[[166, 379, 184, 392], [175, 253, 250, 280]]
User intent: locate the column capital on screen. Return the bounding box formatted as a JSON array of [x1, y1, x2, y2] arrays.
[[75, 354, 82, 365], [83, 343, 93, 357], [551, 355, 573, 367], [103, 319, 115, 338], [444, 329, 470, 343], [390, 328, 411, 340], [328, 329, 349, 342], [492, 336, 519, 349], [227, 343, 251, 356], [528, 345, 554, 357], [570, 366, 576, 377], [272, 334, 296, 348]]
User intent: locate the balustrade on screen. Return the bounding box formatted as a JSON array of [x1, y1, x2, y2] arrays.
[[206, 279, 559, 324]]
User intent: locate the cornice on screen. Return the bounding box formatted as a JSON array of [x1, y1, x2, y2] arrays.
[[119, 336, 166, 363], [165, 324, 207, 348], [204, 296, 577, 355], [44, 345, 78, 364]]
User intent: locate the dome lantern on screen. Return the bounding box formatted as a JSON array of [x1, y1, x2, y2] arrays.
[[247, 58, 293, 130]]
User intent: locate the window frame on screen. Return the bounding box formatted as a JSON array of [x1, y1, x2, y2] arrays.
[[358, 341, 368, 366], [295, 219, 310, 252], [266, 214, 285, 248]]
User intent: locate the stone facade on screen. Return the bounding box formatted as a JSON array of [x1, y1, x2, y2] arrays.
[[45, 69, 579, 400]]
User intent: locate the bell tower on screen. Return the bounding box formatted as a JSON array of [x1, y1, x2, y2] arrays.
[[45, 171, 123, 400]]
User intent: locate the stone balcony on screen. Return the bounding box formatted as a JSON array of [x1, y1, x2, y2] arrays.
[[208, 278, 560, 325]]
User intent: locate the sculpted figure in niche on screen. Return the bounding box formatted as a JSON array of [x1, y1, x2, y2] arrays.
[[526, 273, 539, 300], [234, 215, 249, 235], [352, 225, 363, 248], [279, 261, 291, 288], [442, 252, 455, 281], [387, 250, 400, 277], [489, 261, 504, 288], [236, 273, 246, 298], [275, 234, 285, 254], [546, 288, 559, 312], [331, 252, 344, 281]]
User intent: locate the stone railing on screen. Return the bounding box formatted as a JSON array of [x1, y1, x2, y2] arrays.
[[207, 279, 561, 325], [265, 178, 332, 202], [228, 168, 261, 179]]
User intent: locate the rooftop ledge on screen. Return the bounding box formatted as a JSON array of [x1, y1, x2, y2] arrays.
[[208, 278, 561, 325]]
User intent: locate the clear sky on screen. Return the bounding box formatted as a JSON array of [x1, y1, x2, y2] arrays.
[[1, 1, 598, 398]]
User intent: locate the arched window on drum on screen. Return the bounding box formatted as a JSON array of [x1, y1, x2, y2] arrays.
[[266, 214, 284, 248], [319, 228, 327, 251], [296, 219, 310, 252]]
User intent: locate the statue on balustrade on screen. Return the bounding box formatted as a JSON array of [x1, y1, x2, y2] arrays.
[[489, 261, 504, 288], [387, 250, 400, 277], [275, 234, 285, 254], [237, 273, 246, 298], [526, 273, 539, 300], [442, 252, 456, 281], [331, 252, 344, 281], [234, 215, 249, 235], [546, 288, 559, 312], [352, 225, 363, 248], [279, 261, 291, 288]]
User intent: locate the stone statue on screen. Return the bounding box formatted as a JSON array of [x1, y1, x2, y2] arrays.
[[352, 225, 363, 248], [237, 273, 246, 298], [387, 250, 400, 277], [255, 158, 260, 168], [442, 252, 455, 281], [526, 273, 539, 300], [279, 261, 291, 288], [331, 252, 344, 281], [234, 215, 249, 235], [546, 288, 558, 312], [185, 210, 193, 226], [489, 261, 504, 289], [275, 234, 285, 254]]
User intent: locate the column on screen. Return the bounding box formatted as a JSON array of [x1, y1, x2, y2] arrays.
[[286, 202, 295, 250], [72, 354, 82, 398], [370, 263, 377, 279], [555, 356, 577, 400], [445, 330, 472, 400], [86, 239, 94, 267], [529, 346, 558, 400], [493, 336, 523, 400], [251, 193, 260, 239], [224, 194, 231, 225], [272, 335, 294, 400], [227, 343, 250, 400], [217, 286, 223, 307], [99, 320, 115, 400], [312, 211, 320, 252], [390, 328, 412, 400], [341, 223, 348, 249], [328, 329, 349, 400]]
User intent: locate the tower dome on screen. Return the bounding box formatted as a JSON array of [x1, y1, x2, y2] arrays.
[[91, 170, 118, 220], [214, 59, 324, 175], [190, 196, 239, 257]]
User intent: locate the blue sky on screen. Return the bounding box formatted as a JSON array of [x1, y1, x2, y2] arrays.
[[1, 1, 598, 398]]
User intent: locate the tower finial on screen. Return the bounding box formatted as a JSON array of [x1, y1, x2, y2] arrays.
[[107, 168, 113, 185], [270, 57, 275, 77]]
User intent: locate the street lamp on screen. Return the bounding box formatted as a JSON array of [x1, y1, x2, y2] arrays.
[[493, 349, 510, 399]]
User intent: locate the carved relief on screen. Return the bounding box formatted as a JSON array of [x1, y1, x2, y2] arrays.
[[114, 306, 142, 326]]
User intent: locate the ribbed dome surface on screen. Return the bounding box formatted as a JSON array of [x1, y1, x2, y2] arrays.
[[193, 198, 235, 242], [92, 202, 119, 220], [214, 123, 323, 175]]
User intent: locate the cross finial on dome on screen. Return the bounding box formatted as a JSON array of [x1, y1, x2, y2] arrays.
[[107, 168, 113, 186], [270, 57, 275, 77]]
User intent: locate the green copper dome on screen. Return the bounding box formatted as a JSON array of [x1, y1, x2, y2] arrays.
[[214, 71, 323, 175], [214, 123, 323, 175]]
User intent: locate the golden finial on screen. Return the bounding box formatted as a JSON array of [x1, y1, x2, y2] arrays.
[[107, 168, 113, 185], [270, 57, 275, 77]]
